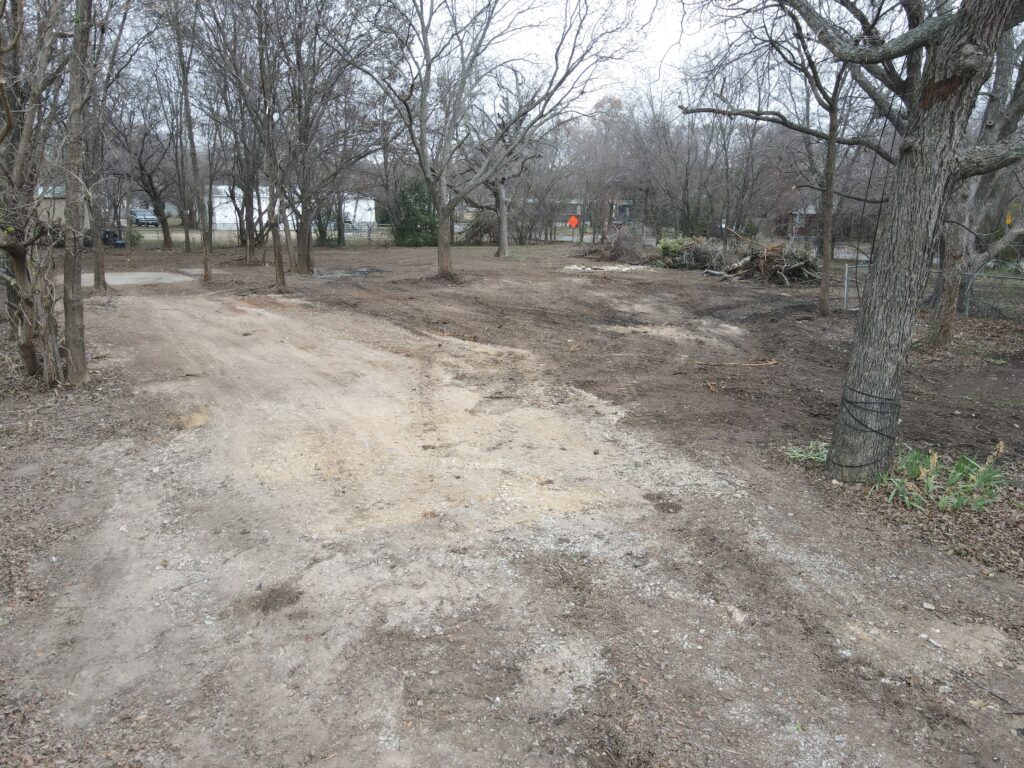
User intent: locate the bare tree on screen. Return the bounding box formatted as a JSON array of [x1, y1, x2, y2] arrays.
[[1, 0, 74, 384], [199, 0, 289, 290], [347, 0, 641, 277], [166, 1, 211, 281], [82, 0, 144, 291], [681, 10, 892, 314], [272, 0, 378, 273], [928, 31, 1024, 346], [700, 0, 1024, 481], [62, 0, 93, 384]]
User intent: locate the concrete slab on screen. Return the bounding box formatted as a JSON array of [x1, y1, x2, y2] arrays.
[[106, 272, 195, 285], [313, 267, 384, 279], [563, 264, 651, 273], [177, 268, 231, 277]]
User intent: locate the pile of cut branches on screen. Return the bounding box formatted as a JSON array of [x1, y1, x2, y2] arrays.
[[708, 242, 820, 285], [654, 237, 724, 270], [573, 227, 651, 264], [654, 235, 819, 285]]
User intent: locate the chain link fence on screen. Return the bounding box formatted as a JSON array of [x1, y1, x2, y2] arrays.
[[837, 261, 1024, 322]]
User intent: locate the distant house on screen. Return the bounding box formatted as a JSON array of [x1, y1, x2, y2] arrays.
[[787, 205, 818, 237], [612, 199, 635, 223], [37, 185, 92, 230], [208, 185, 375, 230]]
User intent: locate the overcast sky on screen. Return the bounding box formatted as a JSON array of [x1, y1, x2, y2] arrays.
[[611, 1, 715, 97]]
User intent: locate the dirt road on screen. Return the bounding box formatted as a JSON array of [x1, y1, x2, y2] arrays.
[[2, 267, 1023, 766]]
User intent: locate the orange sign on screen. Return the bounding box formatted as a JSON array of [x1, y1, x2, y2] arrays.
[[567, 215, 580, 229]]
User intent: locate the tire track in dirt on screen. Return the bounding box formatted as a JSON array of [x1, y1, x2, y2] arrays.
[[3, 286, 1022, 767]]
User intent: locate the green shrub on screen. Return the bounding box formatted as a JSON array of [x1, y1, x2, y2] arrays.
[[658, 237, 698, 257], [392, 180, 438, 247]]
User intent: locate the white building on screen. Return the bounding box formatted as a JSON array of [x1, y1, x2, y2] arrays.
[[209, 185, 375, 230]]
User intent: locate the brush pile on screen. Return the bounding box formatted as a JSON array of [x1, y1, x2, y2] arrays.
[[654, 237, 725, 270], [573, 226, 649, 264], [654, 236, 819, 285]]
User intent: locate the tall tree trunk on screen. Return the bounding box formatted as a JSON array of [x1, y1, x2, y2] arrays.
[[268, 185, 287, 291], [929, 184, 974, 346], [931, 249, 967, 344], [337, 192, 346, 247], [139, 169, 174, 252], [62, 0, 91, 386], [5, 242, 41, 377], [125, 200, 134, 257], [206, 172, 215, 271], [437, 204, 454, 278], [282, 196, 297, 272], [89, 196, 107, 291], [828, 0, 1012, 482], [817, 103, 840, 316], [494, 181, 509, 258], [923, 232, 947, 307], [176, 32, 210, 283], [295, 196, 313, 274], [159, 216, 173, 250], [255, 186, 267, 264], [182, 211, 192, 253], [243, 185, 256, 264]]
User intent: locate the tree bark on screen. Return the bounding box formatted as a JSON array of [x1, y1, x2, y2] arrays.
[[282, 196, 298, 273], [4, 242, 41, 377], [243, 185, 256, 264], [181, 210, 192, 254], [62, 0, 91, 386], [89, 195, 108, 292], [494, 180, 509, 258], [437, 205, 454, 278], [817, 98, 840, 316], [175, 32, 210, 283], [206, 172, 215, 269], [931, 251, 966, 344], [337, 193, 346, 247], [268, 185, 287, 291], [827, 0, 1015, 482], [125, 200, 134, 256], [929, 184, 974, 346], [157, 207, 173, 250], [295, 197, 314, 274]]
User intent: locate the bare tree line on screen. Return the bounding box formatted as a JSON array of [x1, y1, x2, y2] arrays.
[[3, 0, 1024, 483], [0, 0, 643, 374], [680, 0, 1024, 479]]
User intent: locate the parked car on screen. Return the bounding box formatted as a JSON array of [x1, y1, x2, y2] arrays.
[[129, 208, 159, 227]]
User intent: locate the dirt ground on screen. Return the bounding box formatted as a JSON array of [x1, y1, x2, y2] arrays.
[[2, 244, 1023, 767]]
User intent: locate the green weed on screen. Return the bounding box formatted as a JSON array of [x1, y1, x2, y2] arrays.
[[783, 439, 829, 464], [785, 438, 1008, 513], [875, 442, 1006, 513]]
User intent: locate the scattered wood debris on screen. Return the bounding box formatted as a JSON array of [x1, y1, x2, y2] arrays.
[[654, 235, 820, 285]]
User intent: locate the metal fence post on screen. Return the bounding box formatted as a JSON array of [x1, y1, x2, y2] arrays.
[[843, 264, 849, 310]]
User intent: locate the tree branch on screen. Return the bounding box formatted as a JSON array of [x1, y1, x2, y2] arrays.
[[678, 105, 895, 164], [778, 0, 955, 65], [795, 183, 887, 204], [955, 126, 1024, 179]]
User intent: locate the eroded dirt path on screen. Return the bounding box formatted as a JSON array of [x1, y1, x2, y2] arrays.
[[3, 287, 1023, 766]]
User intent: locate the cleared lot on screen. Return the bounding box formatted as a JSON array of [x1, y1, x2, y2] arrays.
[[2, 246, 1022, 766]]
